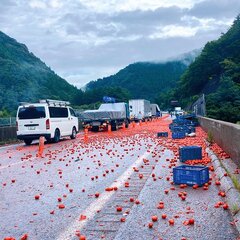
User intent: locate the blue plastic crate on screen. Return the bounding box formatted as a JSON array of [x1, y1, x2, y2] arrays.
[[172, 131, 185, 139], [171, 126, 183, 132], [180, 126, 195, 134], [173, 165, 209, 186], [157, 132, 168, 137], [189, 126, 196, 133], [173, 120, 189, 125], [179, 146, 202, 162], [185, 127, 192, 134], [181, 126, 191, 134]]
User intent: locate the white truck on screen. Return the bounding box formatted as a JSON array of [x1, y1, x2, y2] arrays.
[[80, 102, 130, 132], [16, 99, 79, 145], [150, 104, 161, 117], [174, 107, 184, 116], [129, 99, 152, 121]]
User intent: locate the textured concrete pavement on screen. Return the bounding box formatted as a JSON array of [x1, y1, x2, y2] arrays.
[[0, 117, 239, 240]]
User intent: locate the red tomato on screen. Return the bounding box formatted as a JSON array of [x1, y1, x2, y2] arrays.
[[152, 215, 158, 222]]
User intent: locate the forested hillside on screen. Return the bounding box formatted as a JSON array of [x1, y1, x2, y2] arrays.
[[1, 18, 239, 124], [1, 30, 192, 113], [86, 52, 199, 101], [0, 31, 79, 112], [173, 16, 240, 123]]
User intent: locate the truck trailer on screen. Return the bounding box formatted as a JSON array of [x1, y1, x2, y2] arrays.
[[150, 104, 161, 117], [129, 99, 152, 121], [80, 102, 130, 132]]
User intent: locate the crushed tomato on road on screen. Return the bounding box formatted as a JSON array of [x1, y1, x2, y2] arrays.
[[0, 116, 239, 240]]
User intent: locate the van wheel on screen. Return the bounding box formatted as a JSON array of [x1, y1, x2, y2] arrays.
[[70, 127, 77, 139], [53, 129, 60, 143], [24, 139, 32, 145]]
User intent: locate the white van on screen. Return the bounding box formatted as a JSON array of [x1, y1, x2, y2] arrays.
[[16, 99, 79, 145]]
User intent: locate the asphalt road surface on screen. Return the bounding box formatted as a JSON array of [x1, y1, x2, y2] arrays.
[[0, 117, 239, 240]]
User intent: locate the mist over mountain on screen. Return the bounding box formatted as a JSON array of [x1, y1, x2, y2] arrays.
[[86, 50, 200, 101]]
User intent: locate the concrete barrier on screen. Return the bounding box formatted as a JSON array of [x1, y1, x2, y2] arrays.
[[198, 116, 240, 166], [0, 126, 17, 142]]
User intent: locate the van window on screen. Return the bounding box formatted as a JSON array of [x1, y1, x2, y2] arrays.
[[70, 108, 76, 117], [18, 106, 46, 119], [49, 107, 68, 118]]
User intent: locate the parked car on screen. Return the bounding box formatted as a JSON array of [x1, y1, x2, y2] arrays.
[[16, 99, 78, 145]]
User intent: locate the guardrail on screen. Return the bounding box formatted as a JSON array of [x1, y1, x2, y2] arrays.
[[198, 116, 240, 166], [0, 117, 16, 127], [0, 126, 17, 142]]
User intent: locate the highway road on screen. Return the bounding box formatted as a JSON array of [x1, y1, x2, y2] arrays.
[[0, 117, 239, 240]]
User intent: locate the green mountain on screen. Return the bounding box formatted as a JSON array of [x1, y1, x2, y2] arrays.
[[86, 51, 199, 101], [0, 31, 79, 113], [174, 16, 240, 123]]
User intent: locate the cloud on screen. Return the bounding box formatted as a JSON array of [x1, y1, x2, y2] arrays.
[[63, 66, 120, 87], [29, 0, 47, 9], [0, 0, 238, 87], [150, 25, 198, 39], [78, 0, 204, 13], [189, 0, 240, 18]]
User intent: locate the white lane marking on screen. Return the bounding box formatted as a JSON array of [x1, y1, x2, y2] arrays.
[[0, 158, 35, 170], [57, 144, 157, 240]]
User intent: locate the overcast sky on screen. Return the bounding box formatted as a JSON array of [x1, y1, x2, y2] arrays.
[[0, 0, 239, 87]]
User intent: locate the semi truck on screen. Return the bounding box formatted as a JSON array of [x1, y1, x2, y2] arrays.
[[150, 104, 161, 117], [80, 102, 130, 132], [129, 99, 152, 121]]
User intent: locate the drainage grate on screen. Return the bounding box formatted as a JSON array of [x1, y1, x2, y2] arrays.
[[80, 158, 158, 239]]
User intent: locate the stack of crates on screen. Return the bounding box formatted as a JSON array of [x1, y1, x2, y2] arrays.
[[171, 115, 209, 186], [173, 165, 209, 186], [179, 146, 202, 162], [173, 145, 208, 186], [171, 126, 183, 132], [172, 131, 185, 139], [183, 114, 199, 127], [169, 115, 197, 139], [157, 132, 168, 137]]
